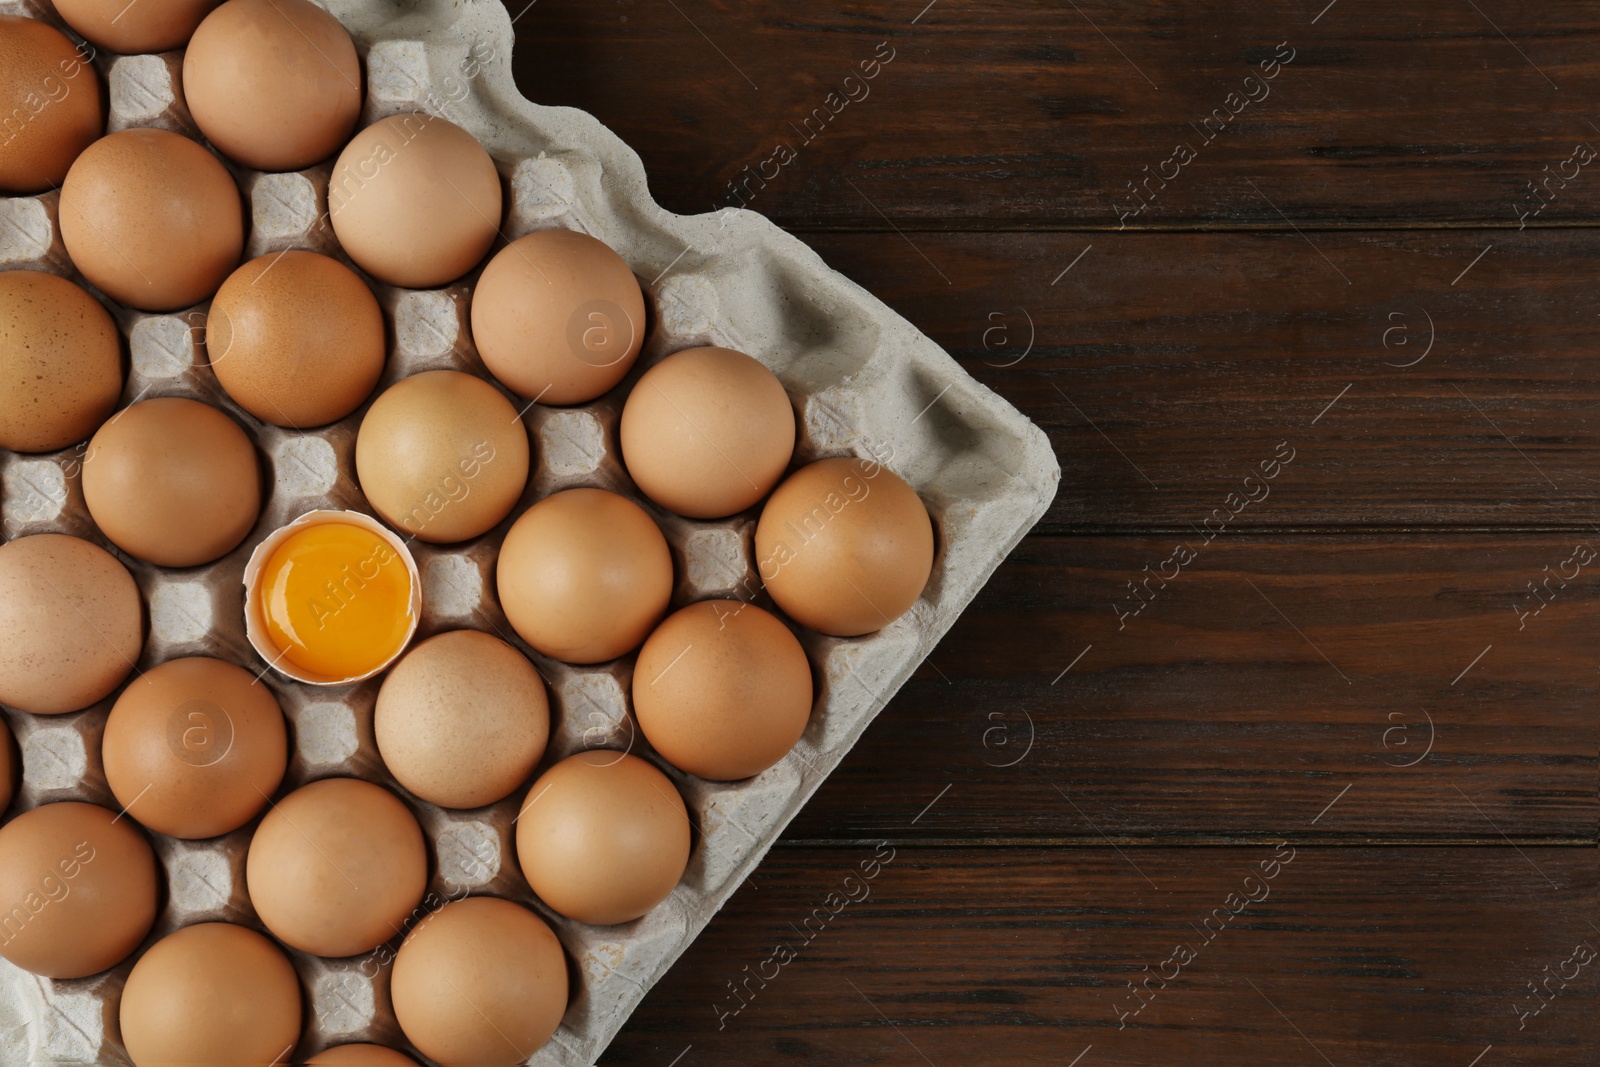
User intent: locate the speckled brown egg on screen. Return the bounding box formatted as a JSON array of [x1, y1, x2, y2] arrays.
[[391, 896, 567, 1067], [120, 922, 301, 1067], [59, 129, 243, 312], [184, 0, 361, 171], [515, 752, 690, 925], [496, 488, 672, 664], [52, 0, 218, 53], [329, 114, 501, 289], [208, 251, 385, 427], [0, 16, 103, 194], [376, 630, 548, 809], [246, 777, 427, 957], [0, 271, 121, 453], [472, 229, 646, 405], [102, 656, 287, 839], [620, 346, 795, 518], [83, 397, 262, 568], [308, 1045, 418, 1066], [756, 457, 934, 636], [0, 801, 159, 978], [355, 370, 530, 543], [0, 533, 142, 715], [634, 600, 812, 781]]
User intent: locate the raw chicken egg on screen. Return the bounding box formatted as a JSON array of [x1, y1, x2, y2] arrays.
[[52, 0, 218, 53], [309, 1046, 418, 1066], [329, 113, 501, 289], [207, 250, 385, 427], [355, 370, 530, 543], [515, 751, 690, 925], [472, 229, 645, 405], [0, 270, 122, 453], [119, 922, 301, 1067], [756, 457, 934, 636], [82, 397, 262, 568], [496, 488, 672, 664], [102, 656, 287, 839], [0, 533, 142, 715], [0, 16, 102, 193], [183, 0, 362, 171], [391, 896, 568, 1067], [59, 128, 244, 312], [0, 801, 159, 978], [619, 346, 795, 518], [634, 600, 812, 780], [245, 777, 427, 957]]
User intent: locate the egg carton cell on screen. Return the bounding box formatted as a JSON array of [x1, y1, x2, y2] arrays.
[[0, 0, 1057, 1062]]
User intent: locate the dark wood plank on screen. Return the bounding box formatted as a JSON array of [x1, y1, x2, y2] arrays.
[[796, 228, 1600, 532], [788, 534, 1597, 842], [510, 0, 1600, 228], [603, 846, 1597, 1064]]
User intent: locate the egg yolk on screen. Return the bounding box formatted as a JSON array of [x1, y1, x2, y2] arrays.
[[258, 522, 413, 680]]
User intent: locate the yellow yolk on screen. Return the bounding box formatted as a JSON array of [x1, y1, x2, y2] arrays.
[[258, 522, 413, 680]]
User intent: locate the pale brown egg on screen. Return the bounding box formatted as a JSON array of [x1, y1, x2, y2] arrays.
[[0, 17, 103, 193], [515, 751, 690, 925], [375, 630, 548, 809], [0, 801, 158, 978], [59, 129, 243, 312], [496, 488, 671, 664], [619, 346, 794, 518], [102, 656, 287, 839], [83, 397, 262, 567], [756, 457, 934, 636], [355, 370, 530, 543], [0, 717, 14, 815], [329, 114, 501, 289], [471, 229, 645, 405], [183, 0, 361, 172], [391, 896, 567, 1067], [52, 0, 218, 53], [0, 534, 142, 715], [0, 270, 121, 453], [308, 1044, 418, 1066], [246, 777, 427, 957], [208, 251, 385, 427], [634, 600, 812, 781], [120, 922, 301, 1067]]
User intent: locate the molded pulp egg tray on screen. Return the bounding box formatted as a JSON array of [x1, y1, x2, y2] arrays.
[[0, 0, 1059, 1062]]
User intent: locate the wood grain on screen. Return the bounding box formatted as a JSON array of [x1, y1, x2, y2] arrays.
[[604, 846, 1597, 1064], [510, 0, 1600, 228]]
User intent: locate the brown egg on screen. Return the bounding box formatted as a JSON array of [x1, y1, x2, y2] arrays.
[[620, 346, 795, 518], [471, 229, 645, 405], [0, 534, 142, 715], [52, 0, 218, 53], [355, 370, 530, 543], [329, 114, 501, 289], [391, 896, 567, 1067], [120, 922, 301, 1067], [0, 801, 159, 978], [102, 656, 287, 839], [0, 271, 121, 453], [308, 1045, 418, 1066], [59, 129, 243, 312], [515, 751, 689, 925], [756, 457, 934, 636], [376, 630, 548, 809], [634, 600, 812, 781], [246, 777, 427, 957], [496, 488, 671, 664], [208, 251, 385, 427], [0, 717, 14, 815], [0, 17, 103, 193], [83, 397, 262, 567], [183, 0, 361, 172]]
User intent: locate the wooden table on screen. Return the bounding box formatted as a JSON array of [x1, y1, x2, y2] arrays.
[[509, 3, 1599, 1063]]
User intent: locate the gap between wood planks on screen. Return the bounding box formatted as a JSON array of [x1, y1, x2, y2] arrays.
[[777, 218, 1600, 234], [773, 837, 1596, 848]]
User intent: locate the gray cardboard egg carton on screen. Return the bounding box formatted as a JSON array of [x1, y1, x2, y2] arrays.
[[0, 0, 1059, 1062]]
